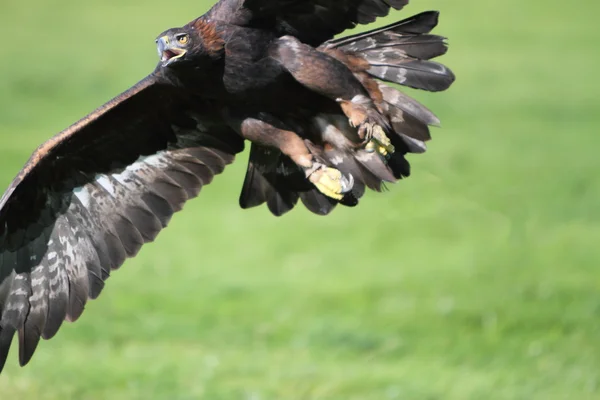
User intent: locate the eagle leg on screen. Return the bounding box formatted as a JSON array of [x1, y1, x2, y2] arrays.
[[269, 36, 394, 158], [231, 115, 354, 200], [336, 97, 395, 157]]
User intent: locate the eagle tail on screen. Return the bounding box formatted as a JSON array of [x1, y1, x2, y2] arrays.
[[299, 11, 457, 204], [377, 81, 437, 155], [326, 11, 455, 92], [241, 12, 455, 216], [239, 144, 304, 217]]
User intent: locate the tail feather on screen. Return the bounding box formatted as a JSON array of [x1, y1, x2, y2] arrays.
[[367, 60, 454, 92], [377, 81, 444, 154], [354, 150, 397, 189], [383, 102, 431, 143], [239, 161, 270, 210], [326, 11, 441, 48], [239, 144, 302, 216], [266, 187, 299, 217], [326, 10, 455, 92], [399, 133, 427, 154], [383, 0, 410, 10], [357, 36, 448, 60], [357, 0, 392, 22], [378, 83, 440, 127], [386, 149, 412, 180], [299, 190, 337, 215]]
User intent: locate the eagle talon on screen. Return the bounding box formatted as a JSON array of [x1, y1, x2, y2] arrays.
[[371, 125, 395, 156], [360, 125, 395, 157], [307, 164, 354, 200]]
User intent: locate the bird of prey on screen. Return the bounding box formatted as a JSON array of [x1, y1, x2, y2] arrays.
[[0, 0, 455, 373]]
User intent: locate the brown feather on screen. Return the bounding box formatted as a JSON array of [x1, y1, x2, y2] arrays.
[[190, 18, 225, 55]]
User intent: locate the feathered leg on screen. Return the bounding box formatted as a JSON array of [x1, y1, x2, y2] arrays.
[[226, 113, 353, 200], [269, 36, 393, 157]]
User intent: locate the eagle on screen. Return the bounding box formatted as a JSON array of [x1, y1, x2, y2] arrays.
[[0, 0, 454, 373]]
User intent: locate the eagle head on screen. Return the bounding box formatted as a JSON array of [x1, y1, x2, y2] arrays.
[[155, 27, 195, 67]]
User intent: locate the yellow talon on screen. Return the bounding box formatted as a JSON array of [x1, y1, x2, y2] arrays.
[[377, 144, 389, 157], [308, 167, 353, 200], [364, 126, 395, 157]]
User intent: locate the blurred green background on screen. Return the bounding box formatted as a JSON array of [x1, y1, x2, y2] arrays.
[[0, 0, 599, 398]]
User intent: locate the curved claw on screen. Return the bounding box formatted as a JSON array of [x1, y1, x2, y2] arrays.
[[340, 172, 354, 193]]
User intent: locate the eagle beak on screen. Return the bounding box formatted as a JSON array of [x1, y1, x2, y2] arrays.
[[157, 36, 187, 66]]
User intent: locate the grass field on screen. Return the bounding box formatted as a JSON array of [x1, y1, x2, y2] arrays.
[[1, 0, 599, 398]]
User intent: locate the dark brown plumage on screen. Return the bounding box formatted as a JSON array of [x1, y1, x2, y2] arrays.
[[0, 0, 455, 373]]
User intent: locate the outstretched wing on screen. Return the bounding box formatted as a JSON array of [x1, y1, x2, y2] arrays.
[[0, 74, 244, 372], [208, 0, 409, 46]]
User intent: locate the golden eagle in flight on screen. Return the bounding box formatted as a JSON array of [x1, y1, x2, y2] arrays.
[[0, 0, 454, 372]]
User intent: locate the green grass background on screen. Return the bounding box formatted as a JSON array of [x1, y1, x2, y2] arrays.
[[0, 0, 598, 398]]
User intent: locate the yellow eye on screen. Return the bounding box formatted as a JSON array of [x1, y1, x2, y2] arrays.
[[177, 35, 188, 45]]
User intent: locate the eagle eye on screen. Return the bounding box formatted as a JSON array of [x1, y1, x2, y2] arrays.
[[177, 34, 189, 45]]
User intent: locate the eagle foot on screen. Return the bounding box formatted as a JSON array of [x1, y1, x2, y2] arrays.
[[336, 96, 394, 157], [364, 125, 395, 157], [306, 164, 354, 200]]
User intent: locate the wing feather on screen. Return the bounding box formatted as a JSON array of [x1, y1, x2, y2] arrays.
[[209, 0, 409, 46], [0, 74, 244, 373]]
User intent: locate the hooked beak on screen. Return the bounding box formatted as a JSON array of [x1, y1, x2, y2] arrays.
[[157, 36, 187, 66]]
